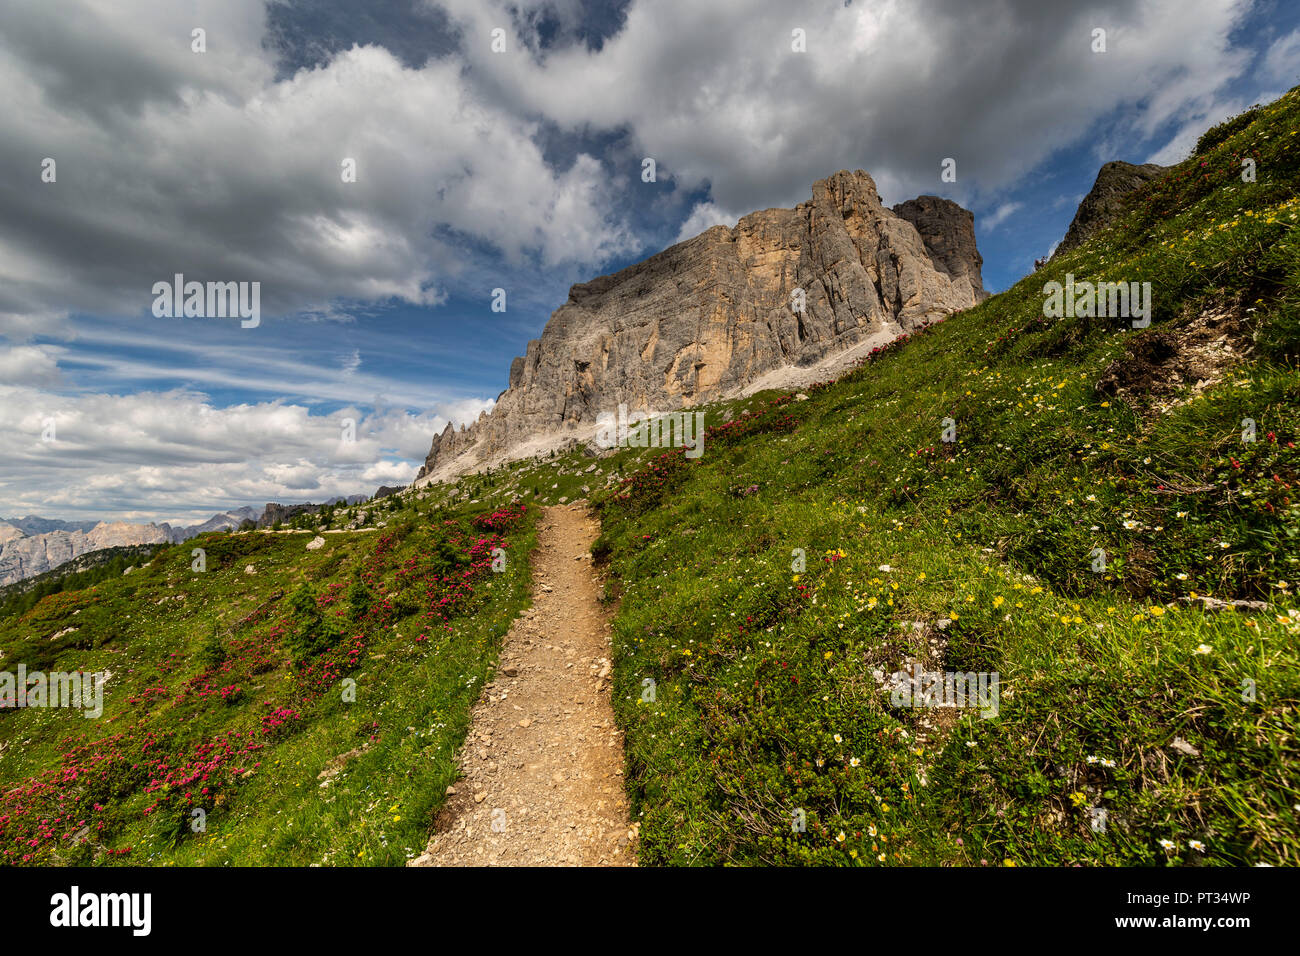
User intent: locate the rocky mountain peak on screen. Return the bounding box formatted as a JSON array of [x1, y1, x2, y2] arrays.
[[1052, 160, 1170, 258], [416, 169, 988, 483]]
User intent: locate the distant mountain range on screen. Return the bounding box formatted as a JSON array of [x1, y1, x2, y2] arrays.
[[0, 494, 373, 587], [2, 516, 102, 535]]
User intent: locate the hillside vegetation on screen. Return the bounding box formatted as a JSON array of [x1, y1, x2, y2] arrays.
[[0, 499, 534, 865], [0, 544, 168, 619], [587, 87, 1300, 865]]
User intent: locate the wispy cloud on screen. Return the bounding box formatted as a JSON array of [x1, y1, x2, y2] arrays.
[[983, 201, 1024, 230]]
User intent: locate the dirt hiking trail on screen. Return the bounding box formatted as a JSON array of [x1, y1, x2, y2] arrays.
[[411, 504, 636, 867]]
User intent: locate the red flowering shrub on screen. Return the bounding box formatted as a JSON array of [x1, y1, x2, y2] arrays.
[[0, 499, 532, 865], [473, 501, 527, 532]]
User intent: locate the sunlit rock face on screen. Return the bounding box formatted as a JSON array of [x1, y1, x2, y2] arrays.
[[418, 170, 987, 483], [0, 521, 172, 586]]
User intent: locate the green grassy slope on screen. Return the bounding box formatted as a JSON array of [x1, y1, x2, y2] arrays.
[[0, 544, 169, 619], [588, 89, 1300, 866], [0, 496, 534, 865]]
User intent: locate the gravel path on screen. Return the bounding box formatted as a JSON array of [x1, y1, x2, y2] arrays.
[[410, 504, 636, 867]]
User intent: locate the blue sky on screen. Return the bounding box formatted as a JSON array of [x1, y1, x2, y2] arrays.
[[2, 0, 1299, 524]]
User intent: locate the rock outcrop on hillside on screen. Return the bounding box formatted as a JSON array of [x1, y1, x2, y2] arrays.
[[257, 503, 319, 528], [417, 169, 987, 482], [1052, 160, 1169, 258], [256, 495, 369, 529]]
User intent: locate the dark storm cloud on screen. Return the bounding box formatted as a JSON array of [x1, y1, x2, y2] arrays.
[[436, 0, 1263, 222]]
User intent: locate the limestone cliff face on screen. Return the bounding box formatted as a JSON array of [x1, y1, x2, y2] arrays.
[[892, 196, 987, 302], [0, 520, 171, 587], [418, 170, 986, 482]]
